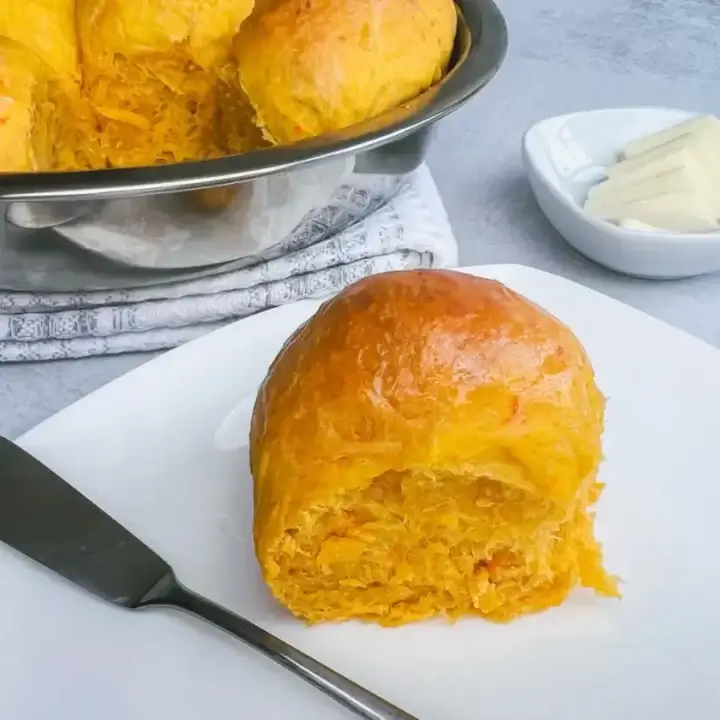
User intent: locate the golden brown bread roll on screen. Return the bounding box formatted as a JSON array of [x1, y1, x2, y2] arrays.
[[250, 269, 618, 625], [0, 0, 460, 172], [77, 0, 256, 168], [233, 0, 458, 144]]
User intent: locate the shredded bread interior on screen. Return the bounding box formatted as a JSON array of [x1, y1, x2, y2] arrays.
[[266, 469, 619, 626]]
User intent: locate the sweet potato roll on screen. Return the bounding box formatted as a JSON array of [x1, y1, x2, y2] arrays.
[[233, 0, 458, 144], [250, 269, 618, 626]]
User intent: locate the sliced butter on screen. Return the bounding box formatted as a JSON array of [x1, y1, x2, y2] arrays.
[[605, 146, 695, 186], [620, 114, 720, 159], [583, 112, 720, 234], [585, 191, 719, 233], [616, 219, 666, 232], [608, 134, 720, 186], [587, 160, 714, 208]]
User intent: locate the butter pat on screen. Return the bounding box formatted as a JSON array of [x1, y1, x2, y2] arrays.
[[617, 219, 665, 232], [584, 113, 720, 233], [587, 161, 710, 206], [620, 115, 720, 159], [588, 191, 719, 232], [606, 140, 720, 186]]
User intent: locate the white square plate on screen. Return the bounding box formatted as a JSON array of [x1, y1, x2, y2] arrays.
[[5, 264, 720, 720]]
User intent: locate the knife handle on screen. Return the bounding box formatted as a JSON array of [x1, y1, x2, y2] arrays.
[[143, 577, 418, 720]]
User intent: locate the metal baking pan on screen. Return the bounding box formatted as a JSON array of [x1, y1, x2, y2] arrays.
[[0, 0, 507, 290], [0, 0, 507, 201]]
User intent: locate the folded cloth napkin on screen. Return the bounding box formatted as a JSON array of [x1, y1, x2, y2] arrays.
[[0, 164, 457, 362]]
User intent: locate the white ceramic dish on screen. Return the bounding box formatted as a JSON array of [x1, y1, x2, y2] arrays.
[[5, 264, 720, 720], [522, 107, 720, 279]]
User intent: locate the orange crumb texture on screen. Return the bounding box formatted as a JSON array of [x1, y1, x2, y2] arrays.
[[250, 270, 620, 626], [0, 0, 457, 173]]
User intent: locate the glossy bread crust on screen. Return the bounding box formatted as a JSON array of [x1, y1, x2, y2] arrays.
[[234, 0, 457, 143]]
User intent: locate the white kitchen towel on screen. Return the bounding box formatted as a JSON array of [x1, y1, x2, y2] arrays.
[[0, 164, 457, 362]]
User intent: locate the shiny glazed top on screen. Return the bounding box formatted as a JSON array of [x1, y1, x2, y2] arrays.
[[250, 269, 605, 556], [234, 0, 458, 144]]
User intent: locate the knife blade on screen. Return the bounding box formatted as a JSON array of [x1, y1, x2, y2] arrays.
[[0, 436, 170, 606], [0, 436, 416, 720]]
